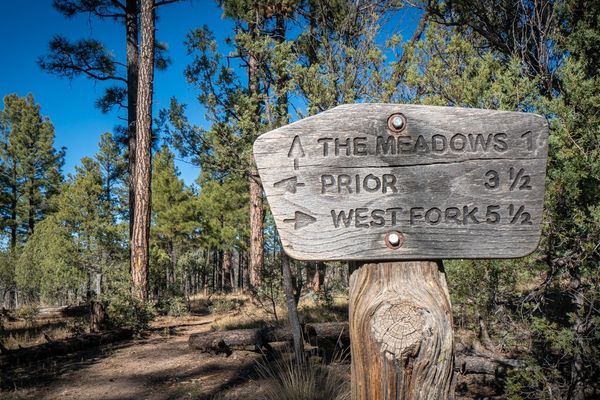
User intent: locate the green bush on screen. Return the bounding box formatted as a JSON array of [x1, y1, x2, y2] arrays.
[[107, 293, 155, 332], [15, 303, 39, 326], [157, 295, 189, 317], [209, 297, 240, 314]]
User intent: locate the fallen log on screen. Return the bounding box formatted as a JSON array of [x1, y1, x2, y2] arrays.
[[454, 355, 523, 376], [454, 341, 525, 376], [36, 304, 89, 319], [0, 328, 133, 368], [188, 322, 349, 355]]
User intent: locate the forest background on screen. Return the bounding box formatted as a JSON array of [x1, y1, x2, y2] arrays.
[[0, 0, 598, 398]]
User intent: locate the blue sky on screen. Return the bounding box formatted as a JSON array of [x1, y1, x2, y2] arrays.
[[0, 1, 421, 184], [0, 0, 232, 183]]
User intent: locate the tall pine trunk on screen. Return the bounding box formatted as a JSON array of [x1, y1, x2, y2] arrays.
[[130, 0, 154, 302], [248, 17, 264, 289], [28, 182, 35, 235], [9, 162, 17, 248], [126, 0, 139, 239]]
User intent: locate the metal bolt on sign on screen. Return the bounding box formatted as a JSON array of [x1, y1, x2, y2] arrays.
[[387, 112, 407, 134], [385, 231, 404, 249]]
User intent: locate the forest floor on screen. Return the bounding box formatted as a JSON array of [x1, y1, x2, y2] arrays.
[[3, 314, 271, 400], [1, 296, 351, 400]]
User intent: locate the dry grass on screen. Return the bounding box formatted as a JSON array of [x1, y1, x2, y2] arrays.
[[208, 293, 282, 331], [205, 292, 349, 331], [297, 296, 348, 323], [1, 317, 87, 350], [256, 354, 350, 400]]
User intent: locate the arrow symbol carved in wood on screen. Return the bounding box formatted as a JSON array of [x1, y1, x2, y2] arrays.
[[288, 135, 305, 170], [283, 211, 316, 230], [273, 176, 305, 194]]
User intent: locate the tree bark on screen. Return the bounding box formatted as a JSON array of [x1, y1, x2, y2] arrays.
[[130, 0, 154, 302], [349, 261, 454, 400], [247, 13, 264, 288], [282, 254, 303, 361], [223, 250, 233, 290], [9, 162, 17, 248], [312, 262, 326, 292], [248, 156, 263, 288], [126, 0, 139, 239]]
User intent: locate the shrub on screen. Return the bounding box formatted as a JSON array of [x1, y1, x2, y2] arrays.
[[107, 293, 155, 332], [15, 303, 39, 326], [209, 297, 240, 314], [157, 295, 189, 317]]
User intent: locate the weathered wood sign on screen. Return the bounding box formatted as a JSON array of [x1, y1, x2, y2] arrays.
[[254, 104, 548, 260]]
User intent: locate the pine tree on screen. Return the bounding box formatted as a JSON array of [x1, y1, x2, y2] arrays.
[[0, 94, 64, 245], [15, 215, 82, 304], [96, 132, 127, 223], [151, 146, 196, 293], [39, 0, 176, 285]]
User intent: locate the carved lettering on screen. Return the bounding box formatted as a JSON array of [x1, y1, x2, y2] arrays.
[[485, 205, 501, 224], [521, 130, 532, 150], [363, 174, 381, 193], [320, 174, 400, 194], [410, 207, 424, 224], [445, 207, 461, 224], [376, 135, 395, 155], [335, 138, 351, 156], [321, 174, 335, 194], [329, 205, 535, 228], [493, 133, 508, 151], [355, 208, 370, 228], [450, 134, 467, 151], [318, 137, 333, 156], [331, 209, 354, 228], [370, 209, 386, 227], [484, 170, 499, 189], [462, 206, 480, 224], [325, 132, 514, 157], [431, 135, 447, 153], [425, 207, 442, 224], [353, 137, 368, 155], [338, 174, 353, 193]]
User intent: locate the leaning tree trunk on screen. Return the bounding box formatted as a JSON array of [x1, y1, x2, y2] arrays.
[[130, 0, 155, 302], [349, 261, 454, 400]]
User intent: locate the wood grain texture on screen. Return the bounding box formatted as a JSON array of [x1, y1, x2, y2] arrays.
[[349, 261, 454, 400], [253, 104, 549, 260]]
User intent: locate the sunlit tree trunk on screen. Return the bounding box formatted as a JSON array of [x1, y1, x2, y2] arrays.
[[130, 0, 155, 302], [248, 14, 264, 288]]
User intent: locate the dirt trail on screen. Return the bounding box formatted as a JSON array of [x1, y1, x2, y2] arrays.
[[8, 315, 264, 400]]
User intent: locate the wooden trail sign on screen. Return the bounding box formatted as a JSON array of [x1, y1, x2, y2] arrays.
[[254, 104, 549, 261]]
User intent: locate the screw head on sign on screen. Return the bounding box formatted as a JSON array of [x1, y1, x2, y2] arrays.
[[385, 231, 405, 249], [392, 116, 404, 130], [387, 113, 407, 134]]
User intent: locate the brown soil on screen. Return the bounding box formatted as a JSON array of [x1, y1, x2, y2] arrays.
[[3, 315, 268, 400]]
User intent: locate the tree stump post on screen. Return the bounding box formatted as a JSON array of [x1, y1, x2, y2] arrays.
[[349, 261, 454, 399]]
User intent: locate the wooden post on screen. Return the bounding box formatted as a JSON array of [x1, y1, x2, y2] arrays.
[[349, 261, 454, 399]]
